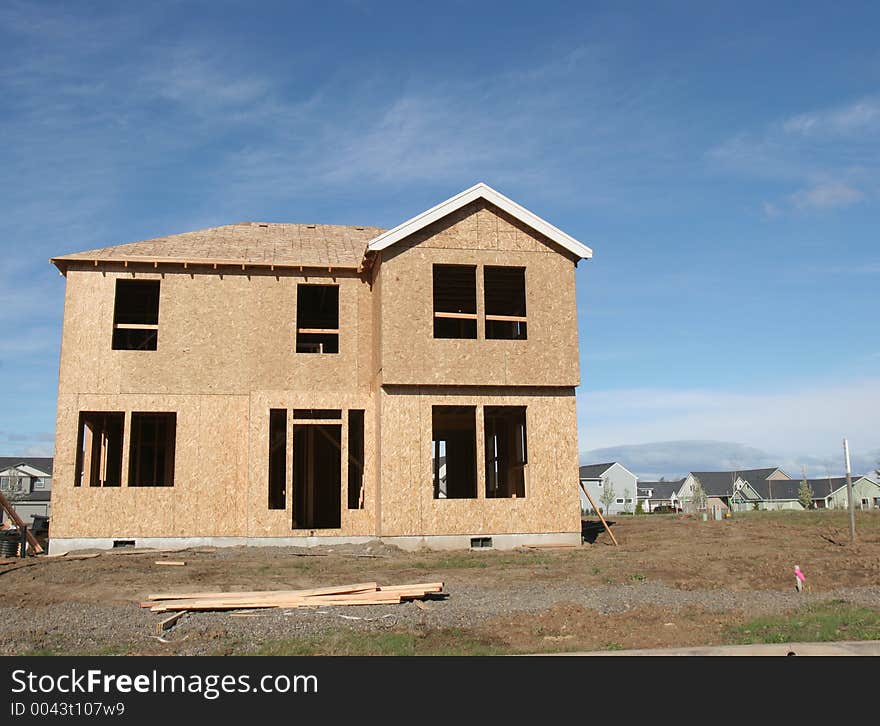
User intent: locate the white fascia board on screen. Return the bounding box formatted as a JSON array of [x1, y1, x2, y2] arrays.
[[366, 182, 593, 259]]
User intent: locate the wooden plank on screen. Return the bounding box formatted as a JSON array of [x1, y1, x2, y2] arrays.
[[0, 491, 43, 554], [377, 582, 443, 593], [150, 590, 401, 610], [114, 323, 159, 330], [146, 581, 379, 602], [156, 610, 187, 635], [433, 311, 477, 320], [296, 328, 339, 335], [151, 595, 403, 613], [579, 480, 619, 547], [154, 560, 186, 566], [484, 314, 528, 322]]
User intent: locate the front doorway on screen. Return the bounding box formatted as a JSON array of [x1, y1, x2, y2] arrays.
[[292, 424, 341, 529]]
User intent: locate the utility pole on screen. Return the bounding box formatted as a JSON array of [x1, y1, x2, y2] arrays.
[[844, 438, 855, 542]]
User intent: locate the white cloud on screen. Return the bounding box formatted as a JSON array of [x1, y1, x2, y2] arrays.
[[783, 97, 880, 136], [708, 96, 880, 214], [577, 378, 880, 466], [790, 182, 864, 211]]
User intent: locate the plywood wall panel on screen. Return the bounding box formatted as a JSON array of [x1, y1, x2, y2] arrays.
[[58, 268, 372, 397], [378, 201, 580, 387], [379, 387, 581, 538]]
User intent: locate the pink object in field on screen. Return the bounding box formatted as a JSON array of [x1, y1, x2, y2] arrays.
[[794, 565, 806, 582]]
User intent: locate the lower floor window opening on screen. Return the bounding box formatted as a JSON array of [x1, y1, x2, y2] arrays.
[[432, 406, 477, 499]]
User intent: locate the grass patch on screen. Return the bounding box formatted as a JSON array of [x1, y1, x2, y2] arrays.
[[729, 602, 880, 645], [251, 628, 508, 656]]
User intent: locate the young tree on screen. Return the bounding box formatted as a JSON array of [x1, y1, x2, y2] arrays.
[[690, 478, 707, 513], [623, 487, 632, 514], [798, 477, 814, 510], [600, 480, 616, 515]]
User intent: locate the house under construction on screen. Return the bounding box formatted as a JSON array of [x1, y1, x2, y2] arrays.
[[48, 183, 592, 553]]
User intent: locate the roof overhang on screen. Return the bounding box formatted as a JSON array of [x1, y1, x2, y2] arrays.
[[366, 182, 593, 260]]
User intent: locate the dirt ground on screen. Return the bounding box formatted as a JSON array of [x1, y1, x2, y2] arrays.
[[1, 510, 879, 655]]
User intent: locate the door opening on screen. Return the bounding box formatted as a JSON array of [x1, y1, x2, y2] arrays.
[[292, 424, 341, 529]]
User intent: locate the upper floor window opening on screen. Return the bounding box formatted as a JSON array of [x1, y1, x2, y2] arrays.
[[112, 280, 160, 350], [432, 265, 477, 339], [296, 284, 339, 354], [484, 266, 527, 340]]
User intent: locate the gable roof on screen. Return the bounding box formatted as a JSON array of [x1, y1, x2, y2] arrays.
[[638, 480, 685, 499], [579, 463, 616, 479], [806, 476, 878, 499], [690, 468, 783, 497], [51, 223, 385, 272], [0, 457, 53, 476], [366, 183, 593, 260]]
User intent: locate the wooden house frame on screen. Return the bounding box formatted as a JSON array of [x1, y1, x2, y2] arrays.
[[48, 183, 592, 553]]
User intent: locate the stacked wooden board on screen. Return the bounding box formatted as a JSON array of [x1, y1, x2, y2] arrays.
[[142, 581, 444, 613]]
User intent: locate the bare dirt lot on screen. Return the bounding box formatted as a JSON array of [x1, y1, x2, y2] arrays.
[[2, 510, 879, 655]]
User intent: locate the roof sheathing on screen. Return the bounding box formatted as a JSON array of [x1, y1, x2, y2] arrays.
[[50, 222, 386, 273]]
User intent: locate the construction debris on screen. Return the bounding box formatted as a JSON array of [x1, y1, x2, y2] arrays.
[[154, 561, 186, 566], [156, 610, 187, 634], [143, 581, 444, 613]]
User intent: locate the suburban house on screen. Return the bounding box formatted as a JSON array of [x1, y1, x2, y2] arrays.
[[637, 479, 685, 512], [578, 462, 637, 515], [808, 476, 880, 510], [0, 457, 53, 526], [48, 183, 593, 553], [681, 468, 791, 513]]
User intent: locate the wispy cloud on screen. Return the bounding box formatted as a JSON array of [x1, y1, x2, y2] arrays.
[[709, 95, 880, 216], [783, 97, 880, 137], [790, 181, 864, 211]]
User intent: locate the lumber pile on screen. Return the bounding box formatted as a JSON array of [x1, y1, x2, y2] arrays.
[[141, 581, 444, 613]]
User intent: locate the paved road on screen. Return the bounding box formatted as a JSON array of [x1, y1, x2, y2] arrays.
[[540, 640, 880, 656]]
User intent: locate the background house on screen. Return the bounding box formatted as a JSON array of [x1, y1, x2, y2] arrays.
[[579, 462, 637, 515], [681, 468, 790, 513], [809, 476, 880, 510], [637, 479, 685, 512], [0, 457, 53, 526]]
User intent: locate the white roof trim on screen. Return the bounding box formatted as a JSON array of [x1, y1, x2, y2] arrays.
[[366, 182, 593, 259]]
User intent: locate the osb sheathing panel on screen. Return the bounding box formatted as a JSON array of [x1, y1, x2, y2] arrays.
[[58, 268, 373, 396], [50, 393, 250, 539], [377, 200, 581, 387], [378, 387, 581, 537], [52, 391, 377, 539], [247, 391, 376, 537]]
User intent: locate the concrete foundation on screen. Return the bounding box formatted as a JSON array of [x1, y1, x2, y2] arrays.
[[47, 531, 581, 555]]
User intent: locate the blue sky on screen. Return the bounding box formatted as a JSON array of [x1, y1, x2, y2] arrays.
[[1, 1, 878, 477]]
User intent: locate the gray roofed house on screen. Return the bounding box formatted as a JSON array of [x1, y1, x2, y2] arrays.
[[0, 457, 53, 476], [637, 480, 685, 512], [682, 467, 792, 513], [0, 457, 53, 526], [805, 476, 880, 510], [578, 463, 616, 479], [578, 462, 637, 515]]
